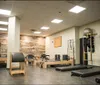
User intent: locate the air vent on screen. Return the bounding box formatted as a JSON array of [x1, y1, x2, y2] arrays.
[[30, 29, 36, 32]]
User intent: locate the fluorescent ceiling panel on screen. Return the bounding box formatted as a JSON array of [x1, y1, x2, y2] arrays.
[[0, 28, 7, 31], [41, 26, 50, 30], [69, 5, 86, 13], [0, 21, 8, 25], [0, 9, 11, 15], [33, 31, 41, 34], [51, 19, 63, 23]]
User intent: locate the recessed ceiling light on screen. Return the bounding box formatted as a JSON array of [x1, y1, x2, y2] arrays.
[[51, 19, 63, 24], [69, 5, 86, 14], [0, 28, 7, 31], [33, 31, 41, 34], [0, 21, 8, 25], [41, 26, 50, 30], [0, 9, 11, 15]]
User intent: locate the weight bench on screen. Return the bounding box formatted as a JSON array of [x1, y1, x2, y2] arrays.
[[26, 54, 34, 65]]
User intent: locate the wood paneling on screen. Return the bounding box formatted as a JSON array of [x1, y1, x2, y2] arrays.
[[20, 35, 45, 57], [0, 34, 45, 57]]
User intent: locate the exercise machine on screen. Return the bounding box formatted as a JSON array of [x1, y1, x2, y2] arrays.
[[56, 28, 97, 72], [0, 57, 7, 68], [56, 40, 81, 71], [95, 77, 100, 83], [55, 54, 60, 61], [26, 54, 35, 65], [67, 39, 75, 64], [71, 28, 99, 77], [42, 59, 73, 68], [53, 54, 71, 67], [10, 52, 25, 75], [40, 54, 73, 68]]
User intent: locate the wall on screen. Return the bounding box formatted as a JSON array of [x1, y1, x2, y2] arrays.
[[79, 20, 100, 66], [20, 35, 45, 57], [46, 20, 100, 66], [0, 34, 45, 58], [0, 33, 7, 57], [45, 27, 80, 61]]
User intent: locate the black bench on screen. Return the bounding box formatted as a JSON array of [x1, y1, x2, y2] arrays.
[[56, 65, 87, 71], [71, 67, 100, 77]]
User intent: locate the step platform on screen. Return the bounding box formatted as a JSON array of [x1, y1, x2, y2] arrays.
[[55, 65, 88, 71], [71, 67, 100, 77]]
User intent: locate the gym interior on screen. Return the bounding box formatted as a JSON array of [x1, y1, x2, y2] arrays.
[[0, 0, 100, 84]]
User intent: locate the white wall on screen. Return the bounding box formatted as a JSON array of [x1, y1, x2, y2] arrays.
[[46, 20, 100, 66], [79, 20, 100, 66], [45, 27, 77, 60]]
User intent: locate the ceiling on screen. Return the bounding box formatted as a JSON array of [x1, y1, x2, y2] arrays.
[[0, 1, 100, 36]]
